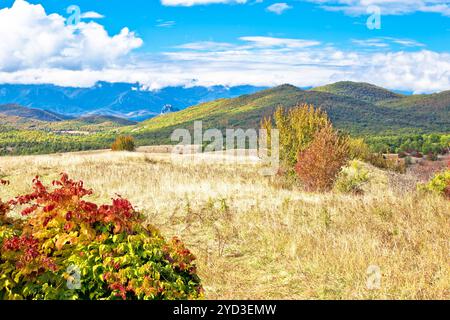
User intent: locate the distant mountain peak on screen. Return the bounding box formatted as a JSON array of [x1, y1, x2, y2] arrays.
[[274, 84, 300, 90], [161, 104, 179, 114]]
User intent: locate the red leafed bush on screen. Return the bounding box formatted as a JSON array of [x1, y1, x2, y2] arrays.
[[0, 174, 203, 300], [0, 180, 10, 224], [295, 124, 350, 192]]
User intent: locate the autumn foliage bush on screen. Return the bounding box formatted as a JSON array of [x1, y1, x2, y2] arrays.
[[262, 104, 355, 191], [261, 104, 330, 170], [0, 174, 203, 300], [295, 124, 350, 192], [111, 135, 136, 152]]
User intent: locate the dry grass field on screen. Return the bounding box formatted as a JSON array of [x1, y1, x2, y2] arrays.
[[0, 150, 449, 300]]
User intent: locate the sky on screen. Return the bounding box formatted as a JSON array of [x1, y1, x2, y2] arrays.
[[0, 0, 450, 93]]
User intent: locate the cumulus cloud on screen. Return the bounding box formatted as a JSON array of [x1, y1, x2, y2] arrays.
[[0, 0, 142, 72], [307, 0, 450, 16], [161, 0, 247, 6], [266, 3, 293, 14]]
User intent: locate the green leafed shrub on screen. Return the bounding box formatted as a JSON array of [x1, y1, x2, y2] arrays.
[[111, 135, 136, 152], [334, 160, 370, 194], [347, 138, 371, 161], [418, 168, 450, 200], [0, 174, 203, 300]]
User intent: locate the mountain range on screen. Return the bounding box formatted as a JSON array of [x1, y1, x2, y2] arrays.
[[0, 104, 136, 132], [130, 82, 449, 144], [0, 82, 265, 121]]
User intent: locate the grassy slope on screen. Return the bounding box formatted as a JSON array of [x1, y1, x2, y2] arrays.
[[0, 151, 448, 299]]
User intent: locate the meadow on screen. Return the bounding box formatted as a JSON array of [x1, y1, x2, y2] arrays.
[[1, 149, 448, 300]]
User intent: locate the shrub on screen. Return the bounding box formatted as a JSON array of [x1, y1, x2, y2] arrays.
[[111, 136, 135, 152], [418, 169, 450, 200], [0, 180, 10, 223], [261, 104, 330, 170], [410, 150, 423, 158], [365, 153, 406, 174], [347, 138, 371, 161], [398, 151, 408, 159], [0, 174, 203, 300], [295, 124, 350, 192], [405, 156, 413, 166], [334, 160, 370, 194], [425, 152, 438, 161]]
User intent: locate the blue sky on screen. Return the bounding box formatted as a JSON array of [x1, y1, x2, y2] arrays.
[[0, 0, 450, 93]]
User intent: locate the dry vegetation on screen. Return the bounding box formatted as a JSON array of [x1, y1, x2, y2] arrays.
[[0, 150, 449, 300]]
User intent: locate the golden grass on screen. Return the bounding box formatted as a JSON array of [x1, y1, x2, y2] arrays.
[[0, 150, 449, 300]]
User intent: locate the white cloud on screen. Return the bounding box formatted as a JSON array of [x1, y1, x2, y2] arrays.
[[307, 0, 450, 16], [159, 44, 450, 93], [352, 37, 425, 48], [176, 41, 236, 50], [80, 11, 105, 19], [239, 36, 320, 48], [156, 20, 176, 27], [174, 37, 320, 52], [161, 0, 247, 6], [0, 0, 142, 72], [266, 2, 292, 14]]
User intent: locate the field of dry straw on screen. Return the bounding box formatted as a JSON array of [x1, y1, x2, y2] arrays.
[[0, 150, 448, 299]]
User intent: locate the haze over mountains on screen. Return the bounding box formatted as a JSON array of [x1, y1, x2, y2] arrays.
[[0, 104, 137, 132], [0, 82, 265, 121]]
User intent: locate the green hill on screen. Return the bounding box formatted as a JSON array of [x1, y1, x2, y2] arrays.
[[311, 81, 403, 103], [130, 84, 448, 144]]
